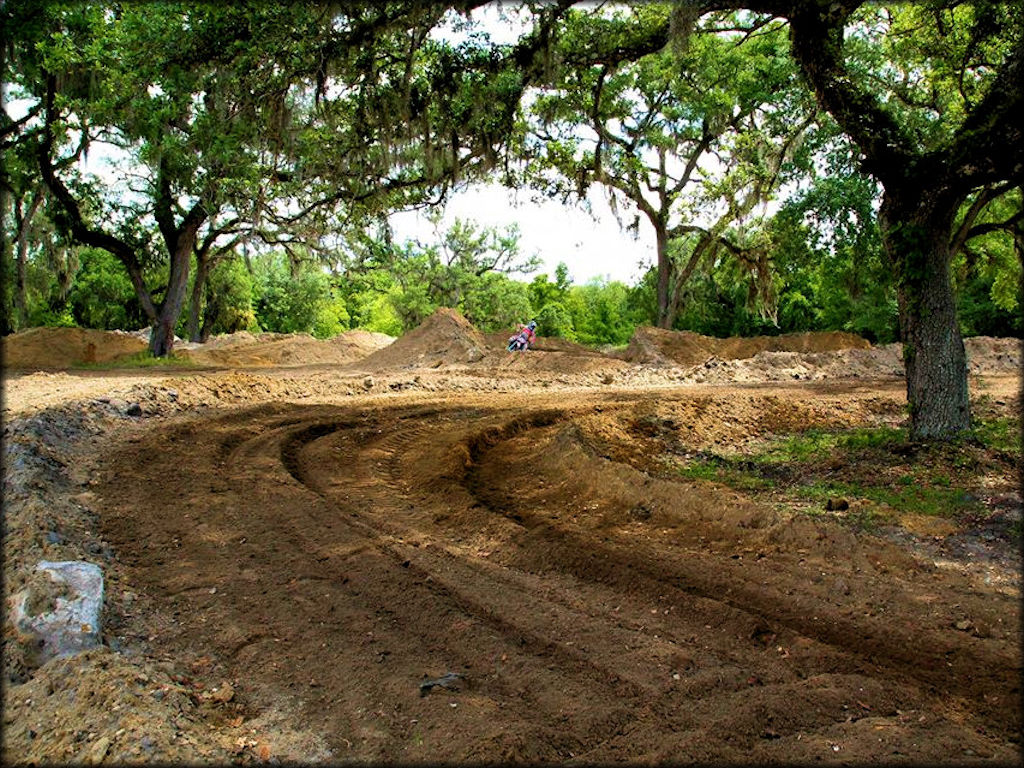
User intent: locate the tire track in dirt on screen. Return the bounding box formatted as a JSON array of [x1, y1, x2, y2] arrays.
[[458, 415, 1020, 733], [97, 391, 1020, 762], [283, 405, 872, 758]]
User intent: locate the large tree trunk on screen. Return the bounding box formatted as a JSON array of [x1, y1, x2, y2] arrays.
[[186, 255, 211, 343], [14, 192, 43, 330], [0, 187, 11, 334], [880, 192, 969, 439], [655, 224, 671, 329], [149, 218, 202, 357]]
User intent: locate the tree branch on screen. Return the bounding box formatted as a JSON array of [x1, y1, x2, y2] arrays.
[[35, 73, 158, 321]]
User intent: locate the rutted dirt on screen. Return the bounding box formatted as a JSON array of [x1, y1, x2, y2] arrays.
[[87, 385, 1020, 763], [2, 315, 1021, 764]]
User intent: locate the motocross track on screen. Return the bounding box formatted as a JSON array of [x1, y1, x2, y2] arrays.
[[92, 387, 1019, 764], [3, 318, 1021, 764]]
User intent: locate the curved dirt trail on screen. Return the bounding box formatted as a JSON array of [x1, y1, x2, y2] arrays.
[[97, 386, 1020, 763]]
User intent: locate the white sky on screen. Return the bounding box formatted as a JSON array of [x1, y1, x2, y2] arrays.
[[389, 183, 655, 285]]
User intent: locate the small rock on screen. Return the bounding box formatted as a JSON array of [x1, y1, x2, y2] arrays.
[[629, 504, 652, 521], [126, 403, 143, 417], [87, 735, 111, 764], [10, 561, 104, 667], [46, 531, 64, 545], [211, 682, 234, 703], [954, 620, 973, 632], [362, 377, 374, 390], [971, 621, 992, 638]]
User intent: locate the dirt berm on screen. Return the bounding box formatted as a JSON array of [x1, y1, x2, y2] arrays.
[[622, 327, 872, 366]]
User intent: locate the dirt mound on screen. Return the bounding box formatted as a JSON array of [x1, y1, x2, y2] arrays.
[[964, 336, 1022, 373], [2, 328, 147, 370], [358, 308, 488, 370], [179, 330, 394, 368], [622, 327, 718, 366], [684, 337, 1021, 384], [479, 331, 629, 375], [623, 327, 871, 366]]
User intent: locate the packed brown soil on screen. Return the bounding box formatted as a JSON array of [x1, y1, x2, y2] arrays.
[[178, 330, 394, 368], [2, 327, 147, 369], [2, 317, 1021, 765], [623, 327, 872, 366], [358, 308, 490, 370]]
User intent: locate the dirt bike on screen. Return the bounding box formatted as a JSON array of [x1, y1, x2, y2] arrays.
[[507, 333, 530, 352]]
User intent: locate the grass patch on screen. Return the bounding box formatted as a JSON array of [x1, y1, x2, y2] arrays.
[[679, 459, 775, 491], [756, 426, 908, 464], [678, 423, 997, 526], [970, 416, 1022, 454], [74, 351, 195, 369]]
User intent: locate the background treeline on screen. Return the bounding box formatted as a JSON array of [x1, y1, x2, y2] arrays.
[[8, 199, 1019, 346]]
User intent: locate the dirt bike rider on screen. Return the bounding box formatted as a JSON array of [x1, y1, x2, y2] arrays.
[[508, 320, 537, 352]]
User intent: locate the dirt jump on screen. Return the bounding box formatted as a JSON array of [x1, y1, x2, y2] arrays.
[[2, 311, 1020, 764]]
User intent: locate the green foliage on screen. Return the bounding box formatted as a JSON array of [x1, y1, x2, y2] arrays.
[[956, 274, 1023, 338], [67, 248, 145, 330], [29, 307, 77, 328], [536, 301, 576, 340], [384, 216, 538, 332], [463, 273, 532, 332], [565, 278, 638, 345], [202, 258, 258, 336], [252, 253, 338, 336]]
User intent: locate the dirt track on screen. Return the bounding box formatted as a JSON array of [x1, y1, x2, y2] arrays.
[[91, 381, 1020, 763], [3, 321, 1020, 763]]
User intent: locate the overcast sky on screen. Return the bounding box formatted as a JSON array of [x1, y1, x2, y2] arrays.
[[389, 183, 655, 286]]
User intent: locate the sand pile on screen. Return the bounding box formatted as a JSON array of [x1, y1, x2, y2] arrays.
[[621, 328, 717, 366], [1, 328, 147, 369], [179, 329, 393, 367], [357, 308, 489, 370], [477, 331, 628, 374], [684, 337, 1020, 384], [623, 327, 871, 365], [964, 336, 1022, 374]]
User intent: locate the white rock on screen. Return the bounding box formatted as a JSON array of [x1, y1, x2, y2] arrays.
[[11, 560, 104, 665]]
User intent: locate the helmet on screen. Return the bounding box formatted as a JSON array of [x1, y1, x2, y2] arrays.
[[527, 320, 537, 330]]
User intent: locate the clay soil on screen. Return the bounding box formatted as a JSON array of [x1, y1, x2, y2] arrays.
[[2, 317, 1021, 764]]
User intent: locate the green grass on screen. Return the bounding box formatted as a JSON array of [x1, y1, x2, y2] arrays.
[[74, 351, 195, 369], [678, 422, 994, 524], [756, 426, 908, 464], [799, 479, 979, 518], [970, 416, 1022, 454]]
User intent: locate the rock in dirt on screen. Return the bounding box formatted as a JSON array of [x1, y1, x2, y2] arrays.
[[10, 560, 104, 666]]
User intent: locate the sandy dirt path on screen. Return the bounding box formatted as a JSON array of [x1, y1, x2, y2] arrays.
[[89, 380, 1020, 763]]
